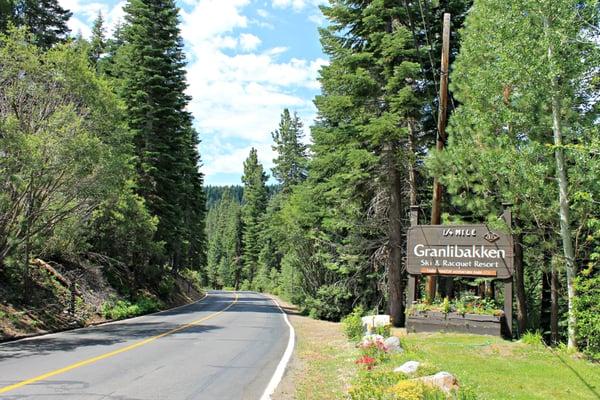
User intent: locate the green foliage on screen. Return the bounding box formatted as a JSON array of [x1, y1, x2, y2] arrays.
[[8, 0, 72, 49], [574, 273, 600, 360], [180, 268, 203, 293], [157, 274, 176, 299], [305, 285, 353, 320], [241, 148, 268, 285], [88, 11, 106, 66], [271, 109, 308, 191], [205, 189, 243, 289], [342, 306, 365, 342], [118, 0, 206, 271], [101, 295, 161, 320], [521, 331, 544, 347], [434, 0, 600, 347], [0, 27, 131, 267], [408, 294, 503, 317], [374, 324, 391, 338]]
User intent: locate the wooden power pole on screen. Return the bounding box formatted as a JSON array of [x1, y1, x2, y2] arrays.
[[426, 13, 451, 302]]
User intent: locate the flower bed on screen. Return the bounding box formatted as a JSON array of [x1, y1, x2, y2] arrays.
[[406, 296, 506, 337]]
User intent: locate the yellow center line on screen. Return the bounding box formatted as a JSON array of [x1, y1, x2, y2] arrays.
[[0, 292, 239, 395]]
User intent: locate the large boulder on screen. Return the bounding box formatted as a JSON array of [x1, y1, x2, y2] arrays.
[[415, 371, 459, 394], [361, 314, 390, 333], [383, 336, 403, 353], [394, 361, 421, 375]]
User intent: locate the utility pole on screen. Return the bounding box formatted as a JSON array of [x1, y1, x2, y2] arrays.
[[426, 13, 451, 302]]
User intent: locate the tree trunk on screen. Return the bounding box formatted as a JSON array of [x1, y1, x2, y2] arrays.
[[514, 232, 528, 336], [551, 262, 560, 345], [407, 119, 418, 207], [485, 280, 495, 299], [540, 268, 552, 343], [545, 15, 577, 350], [386, 143, 404, 327]]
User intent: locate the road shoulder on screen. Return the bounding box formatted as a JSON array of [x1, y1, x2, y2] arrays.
[[270, 296, 357, 400]]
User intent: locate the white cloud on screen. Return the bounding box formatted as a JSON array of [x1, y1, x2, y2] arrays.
[[59, 0, 126, 37], [63, 0, 326, 183], [239, 33, 261, 51], [271, 0, 326, 11], [180, 0, 325, 179]]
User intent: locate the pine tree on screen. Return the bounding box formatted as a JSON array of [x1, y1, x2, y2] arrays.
[[241, 148, 268, 285], [434, 0, 599, 347], [89, 11, 106, 66], [99, 21, 126, 78], [119, 0, 206, 270], [14, 0, 72, 49], [271, 109, 308, 192]]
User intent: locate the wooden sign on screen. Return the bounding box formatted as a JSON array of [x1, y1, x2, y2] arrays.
[[407, 225, 513, 279]]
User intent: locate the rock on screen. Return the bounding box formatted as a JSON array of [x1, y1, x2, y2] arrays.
[[415, 371, 459, 394], [361, 314, 391, 333], [383, 336, 403, 353], [394, 361, 421, 375]]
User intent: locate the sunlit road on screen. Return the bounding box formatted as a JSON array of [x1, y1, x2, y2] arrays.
[[0, 291, 290, 400]]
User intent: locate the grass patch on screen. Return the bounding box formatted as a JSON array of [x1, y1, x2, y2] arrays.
[[396, 333, 600, 400]]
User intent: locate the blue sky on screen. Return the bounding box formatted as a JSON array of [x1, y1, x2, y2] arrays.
[[59, 0, 328, 185]]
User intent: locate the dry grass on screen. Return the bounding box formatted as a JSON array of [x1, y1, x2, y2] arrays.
[[272, 297, 357, 400]]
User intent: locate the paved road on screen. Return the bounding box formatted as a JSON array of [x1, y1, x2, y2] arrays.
[[0, 291, 290, 400]]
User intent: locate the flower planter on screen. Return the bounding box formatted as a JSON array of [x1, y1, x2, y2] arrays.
[[406, 311, 507, 337]]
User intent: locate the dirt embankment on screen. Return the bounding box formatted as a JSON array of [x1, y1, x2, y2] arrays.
[[0, 258, 202, 341]]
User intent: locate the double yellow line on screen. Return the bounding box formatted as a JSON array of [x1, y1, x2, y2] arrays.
[[0, 292, 238, 395]]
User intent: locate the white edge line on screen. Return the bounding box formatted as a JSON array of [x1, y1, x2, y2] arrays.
[[260, 295, 296, 400]]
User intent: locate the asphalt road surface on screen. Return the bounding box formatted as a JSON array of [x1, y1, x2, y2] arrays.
[[0, 291, 290, 400]]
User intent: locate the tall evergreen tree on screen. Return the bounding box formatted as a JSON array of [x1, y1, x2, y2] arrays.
[[433, 0, 599, 347], [14, 0, 72, 49], [205, 190, 243, 289], [89, 11, 106, 66], [271, 109, 308, 192], [296, 0, 469, 324], [241, 148, 268, 285], [119, 0, 206, 270]]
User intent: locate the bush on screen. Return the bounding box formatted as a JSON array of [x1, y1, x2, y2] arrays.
[[180, 268, 203, 293], [574, 273, 600, 360], [374, 324, 391, 338], [101, 295, 161, 320], [158, 274, 175, 298], [358, 336, 391, 364], [342, 306, 365, 342], [521, 331, 544, 346], [305, 285, 352, 320], [348, 369, 399, 400]]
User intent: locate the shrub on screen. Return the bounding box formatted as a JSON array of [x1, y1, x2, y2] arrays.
[[348, 370, 399, 400], [180, 268, 203, 293], [158, 274, 176, 298], [305, 285, 352, 320], [358, 336, 390, 364], [521, 331, 544, 346], [574, 273, 600, 360], [384, 380, 425, 400], [374, 323, 391, 338], [342, 306, 365, 342], [101, 296, 161, 320]]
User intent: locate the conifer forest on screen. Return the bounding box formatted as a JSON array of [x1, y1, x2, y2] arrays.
[[1, 0, 599, 362]]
